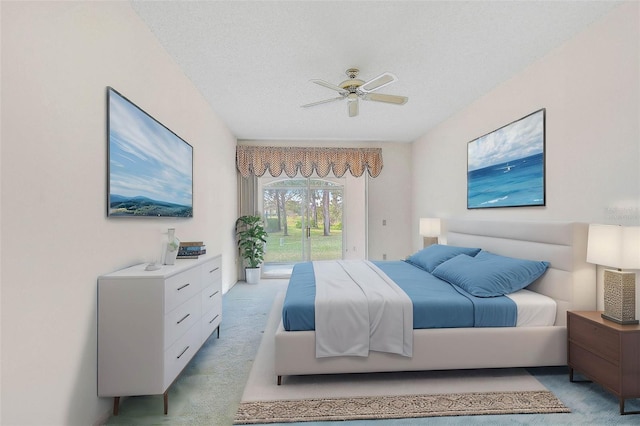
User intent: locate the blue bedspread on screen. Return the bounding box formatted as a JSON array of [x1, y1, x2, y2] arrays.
[[282, 261, 516, 331]]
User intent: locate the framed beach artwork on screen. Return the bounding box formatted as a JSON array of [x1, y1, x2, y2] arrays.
[[467, 109, 545, 209]]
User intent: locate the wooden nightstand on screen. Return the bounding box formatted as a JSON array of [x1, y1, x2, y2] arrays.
[[567, 310, 640, 415]]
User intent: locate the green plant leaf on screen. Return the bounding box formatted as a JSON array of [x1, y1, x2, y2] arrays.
[[235, 215, 269, 268]]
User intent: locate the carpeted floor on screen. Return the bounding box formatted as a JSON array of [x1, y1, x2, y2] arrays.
[[105, 279, 640, 425]]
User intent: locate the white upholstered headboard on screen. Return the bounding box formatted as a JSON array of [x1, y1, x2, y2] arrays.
[[445, 219, 596, 326]]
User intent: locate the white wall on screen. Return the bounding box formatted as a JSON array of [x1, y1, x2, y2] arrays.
[[412, 1, 639, 237], [411, 2, 639, 308], [1, 2, 238, 425], [367, 142, 413, 260]]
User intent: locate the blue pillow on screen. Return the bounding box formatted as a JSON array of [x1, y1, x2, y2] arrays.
[[405, 244, 481, 273], [431, 250, 550, 297]]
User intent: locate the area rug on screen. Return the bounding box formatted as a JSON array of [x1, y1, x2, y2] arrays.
[[235, 390, 569, 424], [234, 292, 570, 424]]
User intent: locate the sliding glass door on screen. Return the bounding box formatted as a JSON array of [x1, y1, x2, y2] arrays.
[[260, 176, 344, 276]]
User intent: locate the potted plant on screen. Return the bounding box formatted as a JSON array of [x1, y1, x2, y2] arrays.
[[235, 215, 268, 284]]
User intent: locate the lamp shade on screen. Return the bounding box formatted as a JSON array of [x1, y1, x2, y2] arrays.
[[419, 218, 441, 237], [587, 224, 640, 269]]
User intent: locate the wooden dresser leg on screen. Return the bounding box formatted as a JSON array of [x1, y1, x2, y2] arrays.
[[277, 375, 282, 386], [113, 397, 120, 416], [164, 391, 169, 415]]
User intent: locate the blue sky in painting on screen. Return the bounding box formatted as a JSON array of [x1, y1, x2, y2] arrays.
[[468, 110, 544, 172], [109, 89, 192, 207]]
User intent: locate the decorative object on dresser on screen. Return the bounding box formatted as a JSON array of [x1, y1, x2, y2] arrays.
[[98, 254, 222, 415], [235, 215, 268, 284], [586, 224, 640, 324], [419, 217, 441, 247], [163, 228, 180, 265], [567, 310, 640, 415], [178, 241, 207, 259]]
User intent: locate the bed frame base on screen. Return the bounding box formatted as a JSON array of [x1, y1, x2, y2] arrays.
[[275, 321, 567, 383]]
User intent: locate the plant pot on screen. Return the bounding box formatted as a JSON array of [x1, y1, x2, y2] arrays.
[[245, 267, 261, 284]]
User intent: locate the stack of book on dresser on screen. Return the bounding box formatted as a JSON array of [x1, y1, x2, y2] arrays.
[[177, 241, 206, 259]]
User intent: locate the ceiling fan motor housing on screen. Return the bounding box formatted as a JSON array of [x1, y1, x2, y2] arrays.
[[341, 68, 364, 92], [340, 79, 365, 93]]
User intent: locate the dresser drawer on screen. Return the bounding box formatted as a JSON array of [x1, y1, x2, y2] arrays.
[[201, 257, 222, 287], [164, 295, 201, 350], [163, 322, 201, 390], [202, 310, 222, 342], [569, 314, 620, 363], [164, 267, 201, 313], [569, 342, 620, 393], [201, 283, 222, 313]]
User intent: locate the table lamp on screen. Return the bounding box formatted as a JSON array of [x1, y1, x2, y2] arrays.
[[419, 218, 441, 248], [586, 224, 640, 324]]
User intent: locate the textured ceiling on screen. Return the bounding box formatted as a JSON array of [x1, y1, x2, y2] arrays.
[[131, 1, 619, 143]]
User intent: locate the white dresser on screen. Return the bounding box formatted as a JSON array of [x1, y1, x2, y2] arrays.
[[98, 254, 222, 415]]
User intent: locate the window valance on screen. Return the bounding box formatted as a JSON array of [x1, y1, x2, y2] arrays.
[[236, 146, 383, 178]]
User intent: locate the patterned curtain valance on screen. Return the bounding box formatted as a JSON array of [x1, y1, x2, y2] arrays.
[[236, 146, 383, 178]]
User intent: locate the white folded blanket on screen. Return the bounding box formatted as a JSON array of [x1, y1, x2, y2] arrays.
[[313, 260, 413, 358]]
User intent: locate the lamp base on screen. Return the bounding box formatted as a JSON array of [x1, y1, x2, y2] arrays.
[[602, 269, 637, 324], [422, 236, 438, 248], [601, 312, 639, 325]]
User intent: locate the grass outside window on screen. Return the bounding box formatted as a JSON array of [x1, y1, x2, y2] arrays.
[[264, 226, 342, 262]]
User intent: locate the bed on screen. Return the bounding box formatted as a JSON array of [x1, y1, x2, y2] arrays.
[[274, 219, 596, 385]]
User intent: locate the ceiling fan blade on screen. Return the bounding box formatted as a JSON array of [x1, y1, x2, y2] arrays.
[[358, 72, 397, 93], [310, 79, 349, 95], [348, 94, 359, 117], [301, 96, 345, 108], [362, 93, 408, 105]]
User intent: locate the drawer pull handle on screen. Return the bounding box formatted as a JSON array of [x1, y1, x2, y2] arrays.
[[209, 267, 220, 274], [177, 313, 190, 324], [177, 283, 190, 291], [177, 346, 190, 359], [209, 314, 220, 324], [209, 291, 219, 298]]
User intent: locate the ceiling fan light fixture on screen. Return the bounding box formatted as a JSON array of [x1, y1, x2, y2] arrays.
[[302, 68, 408, 117], [348, 97, 359, 117]]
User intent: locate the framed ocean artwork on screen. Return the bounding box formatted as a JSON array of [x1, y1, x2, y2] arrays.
[[467, 109, 545, 209]]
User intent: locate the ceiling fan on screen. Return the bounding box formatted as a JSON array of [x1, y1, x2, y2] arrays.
[[301, 68, 408, 117]]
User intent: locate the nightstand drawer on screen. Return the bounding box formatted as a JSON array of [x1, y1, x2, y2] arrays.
[[568, 311, 640, 415], [569, 342, 620, 392], [569, 315, 619, 363]]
